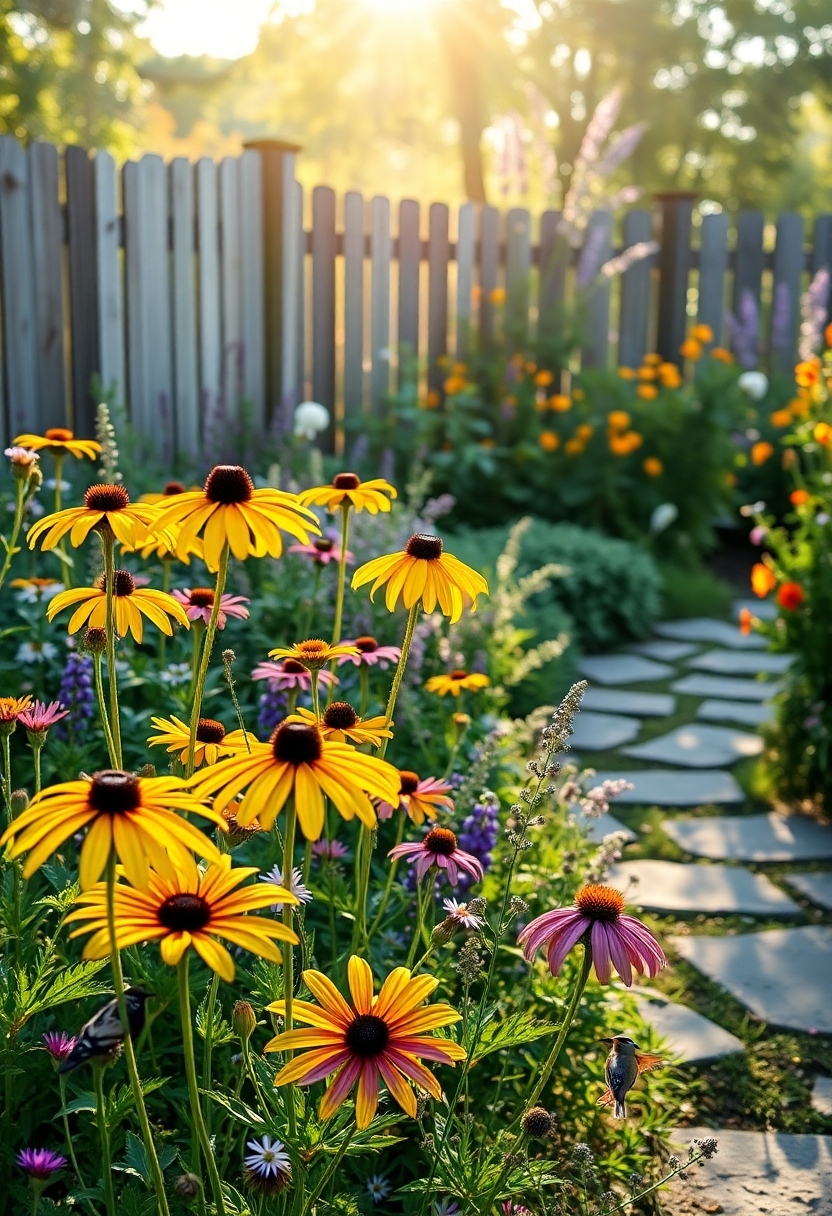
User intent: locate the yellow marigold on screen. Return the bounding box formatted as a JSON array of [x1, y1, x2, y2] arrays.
[[608, 411, 631, 431], [539, 431, 560, 453], [691, 323, 714, 343], [453, 362, 467, 375], [535, 370, 554, 387], [680, 338, 702, 360], [643, 457, 663, 477], [618, 367, 637, 380], [751, 441, 774, 465], [658, 363, 682, 389], [796, 358, 821, 387], [576, 423, 594, 440], [770, 408, 793, 428], [525, 361, 537, 374], [643, 354, 662, 366], [789, 396, 810, 418], [711, 347, 734, 363], [814, 422, 832, 446], [751, 562, 777, 598], [637, 365, 658, 381], [637, 384, 659, 400], [622, 431, 644, 453], [444, 376, 467, 396], [564, 438, 585, 456], [550, 394, 572, 412], [489, 287, 506, 305]]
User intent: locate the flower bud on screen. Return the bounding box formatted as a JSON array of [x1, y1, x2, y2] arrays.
[[521, 1106, 555, 1138], [82, 627, 108, 655], [10, 789, 29, 816], [136, 763, 156, 779], [232, 1000, 257, 1042], [431, 918, 458, 945], [173, 1173, 202, 1201]]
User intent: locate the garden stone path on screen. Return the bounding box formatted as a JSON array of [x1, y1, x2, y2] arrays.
[[570, 806, 636, 844], [577, 615, 832, 1212], [569, 710, 641, 750], [734, 597, 778, 622]]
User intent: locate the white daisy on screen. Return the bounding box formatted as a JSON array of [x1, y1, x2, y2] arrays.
[[14, 582, 65, 605], [159, 662, 192, 687], [366, 1174, 392, 1203], [260, 864, 313, 911], [243, 1134, 291, 1182], [442, 898, 485, 930], [16, 641, 58, 665]]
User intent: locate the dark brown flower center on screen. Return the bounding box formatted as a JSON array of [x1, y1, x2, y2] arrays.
[[189, 587, 215, 608], [89, 770, 142, 814], [314, 538, 335, 553], [82, 627, 108, 654], [345, 1013, 389, 1057], [355, 636, 378, 653], [196, 718, 226, 744], [574, 884, 625, 924], [164, 480, 186, 495], [46, 427, 74, 441], [323, 701, 359, 729], [333, 472, 360, 490], [85, 484, 130, 512], [204, 465, 254, 505], [450, 669, 468, 680], [95, 569, 135, 597], [282, 659, 307, 674], [424, 827, 457, 856], [406, 533, 443, 560], [158, 893, 212, 932], [271, 722, 323, 765], [399, 770, 420, 795]]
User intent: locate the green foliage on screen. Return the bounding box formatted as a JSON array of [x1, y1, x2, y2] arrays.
[[657, 559, 734, 621]]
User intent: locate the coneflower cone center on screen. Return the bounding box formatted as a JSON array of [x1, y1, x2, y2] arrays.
[[164, 481, 186, 495], [355, 636, 378, 653], [204, 464, 254, 504], [324, 701, 359, 729], [96, 569, 135, 597], [399, 770, 420, 795], [345, 1013, 389, 1057], [405, 533, 443, 560], [46, 427, 74, 442], [272, 722, 322, 765], [292, 639, 329, 669], [424, 827, 457, 856], [158, 893, 212, 932], [314, 538, 335, 553], [574, 884, 625, 924], [89, 770, 142, 814], [450, 669, 468, 680], [282, 659, 307, 674], [85, 484, 130, 512], [189, 587, 215, 607], [196, 718, 226, 744], [333, 472, 360, 490]]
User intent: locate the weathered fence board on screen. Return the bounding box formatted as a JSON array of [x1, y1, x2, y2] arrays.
[[311, 185, 337, 444], [455, 202, 475, 359], [618, 208, 653, 368], [219, 157, 243, 424], [697, 212, 729, 343], [506, 207, 532, 343], [28, 142, 65, 431], [94, 150, 126, 415], [771, 211, 805, 371], [370, 195, 391, 413], [0, 136, 40, 441], [732, 211, 765, 364], [655, 193, 694, 365], [196, 157, 222, 442], [342, 190, 364, 422], [538, 209, 565, 348], [478, 204, 500, 346], [397, 198, 420, 370], [170, 157, 199, 457], [427, 202, 449, 391], [66, 146, 99, 435], [581, 210, 613, 368], [239, 150, 265, 426]]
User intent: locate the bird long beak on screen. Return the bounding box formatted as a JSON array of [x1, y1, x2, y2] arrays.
[[599, 1037, 614, 1044]]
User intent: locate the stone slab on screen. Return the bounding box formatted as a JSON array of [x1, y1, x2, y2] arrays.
[[581, 687, 676, 717], [593, 769, 745, 806], [688, 648, 793, 676], [626, 640, 700, 661], [696, 699, 774, 728], [665, 1127, 832, 1216], [812, 1075, 832, 1117], [631, 989, 744, 1062], [623, 724, 764, 769], [672, 674, 781, 702], [608, 859, 800, 915], [654, 616, 768, 649], [734, 597, 778, 622], [578, 654, 674, 685], [663, 813, 832, 862], [571, 807, 637, 845], [784, 871, 832, 910], [570, 711, 641, 750], [671, 925, 832, 1033]]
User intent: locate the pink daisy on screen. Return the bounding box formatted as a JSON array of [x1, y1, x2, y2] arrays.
[[376, 770, 454, 825], [252, 658, 338, 692], [389, 826, 483, 886], [18, 701, 69, 733], [288, 536, 354, 565], [311, 838, 350, 862], [337, 635, 401, 668], [42, 1030, 77, 1063], [517, 884, 666, 987], [173, 586, 250, 628]]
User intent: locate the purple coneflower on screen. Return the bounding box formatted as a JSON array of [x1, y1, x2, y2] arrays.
[[288, 536, 354, 565], [337, 635, 401, 668], [517, 884, 666, 987], [311, 838, 349, 863], [42, 1030, 77, 1064], [173, 586, 250, 629], [252, 658, 338, 693], [16, 1147, 67, 1180], [19, 701, 69, 737], [389, 827, 484, 886], [376, 770, 454, 824]]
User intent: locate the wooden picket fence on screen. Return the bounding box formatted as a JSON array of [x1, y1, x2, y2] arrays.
[[1, 134, 831, 459]]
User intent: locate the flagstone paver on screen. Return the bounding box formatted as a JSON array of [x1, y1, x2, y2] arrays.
[[570, 807, 636, 844], [578, 654, 675, 685], [783, 872, 832, 910], [654, 617, 767, 649], [695, 698, 774, 728], [570, 710, 641, 750], [664, 813, 832, 862], [665, 1128, 832, 1216], [672, 673, 781, 701], [608, 859, 800, 916], [630, 989, 745, 1063], [734, 597, 778, 622], [626, 639, 701, 661], [671, 925, 832, 1033], [812, 1076, 832, 1117], [593, 769, 745, 805], [581, 687, 676, 716], [623, 724, 763, 768], [688, 648, 793, 675]]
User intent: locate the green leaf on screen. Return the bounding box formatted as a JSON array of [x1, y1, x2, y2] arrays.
[[195, 988, 235, 1046], [61, 1093, 97, 1116], [113, 1131, 179, 1184], [203, 1089, 266, 1129], [466, 1011, 557, 1063], [25, 959, 111, 1019]]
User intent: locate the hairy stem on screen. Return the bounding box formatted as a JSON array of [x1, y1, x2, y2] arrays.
[[92, 1064, 116, 1216], [186, 545, 229, 777], [178, 954, 226, 1215]]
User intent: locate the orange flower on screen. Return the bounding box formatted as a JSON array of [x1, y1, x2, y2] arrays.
[[751, 441, 774, 466], [680, 338, 702, 360], [751, 563, 777, 598], [777, 581, 804, 611], [789, 395, 810, 418], [825, 322, 832, 349], [609, 431, 643, 456], [618, 367, 637, 380], [796, 358, 821, 388], [790, 489, 810, 506], [637, 365, 657, 381], [643, 354, 662, 366], [539, 431, 560, 453], [637, 384, 659, 400], [769, 408, 793, 428], [479, 438, 495, 448], [443, 376, 467, 396], [576, 423, 593, 440], [711, 347, 734, 364], [535, 370, 554, 387], [524, 361, 537, 374], [658, 363, 682, 389], [691, 323, 714, 344], [739, 607, 753, 636], [725, 471, 737, 486], [550, 394, 572, 412], [564, 438, 585, 456], [423, 390, 441, 409], [608, 411, 631, 431], [643, 457, 663, 477], [814, 422, 832, 446]]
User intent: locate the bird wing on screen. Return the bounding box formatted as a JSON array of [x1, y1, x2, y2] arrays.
[[636, 1052, 664, 1074], [597, 1087, 615, 1106]]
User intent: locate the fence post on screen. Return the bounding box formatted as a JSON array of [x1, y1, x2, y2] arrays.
[[654, 192, 696, 365], [65, 146, 100, 435], [244, 139, 302, 436]]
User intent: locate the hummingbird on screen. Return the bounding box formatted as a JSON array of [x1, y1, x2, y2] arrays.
[[59, 987, 153, 1073], [598, 1035, 663, 1118]]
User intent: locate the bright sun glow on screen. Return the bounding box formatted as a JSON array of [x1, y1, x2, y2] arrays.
[[359, 0, 443, 10]]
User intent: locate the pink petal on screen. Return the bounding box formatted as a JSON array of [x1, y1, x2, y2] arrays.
[[590, 922, 612, 984], [519, 909, 581, 959], [606, 926, 633, 986], [301, 1048, 351, 1083], [545, 915, 588, 975]]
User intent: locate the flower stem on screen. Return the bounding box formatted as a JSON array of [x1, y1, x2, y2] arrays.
[[177, 954, 226, 1216], [350, 825, 374, 954], [1, 731, 12, 823], [301, 562, 323, 641], [527, 944, 592, 1108], [92, 1063, 116, 1216], [101, 532, 122, 768], [186, 545, 229, 777], [202, 970, 221, 1134], [380, 601, 420, 755], [310, 671, 321, 721], [105, 853, 170, 1216], [359, 665, 369, 717], [53, 453, 72, 588], [32, 742, 43, 795], [59, 1073, 88, 1195], [406, 877, 431, 968], [330, 503, 351, 649], [0, 480, 25, 594], [368, 809, 406, 940], [301, 1125, 355, 1215], [93, 654, 118, 768], [282, 799, 298, 1139]]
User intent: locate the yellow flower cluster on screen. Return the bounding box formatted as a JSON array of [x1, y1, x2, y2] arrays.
[[565, 422, 594, 456], [607, 410, 643, 456]]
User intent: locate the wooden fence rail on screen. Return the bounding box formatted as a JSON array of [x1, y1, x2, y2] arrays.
[[1, 134, 831, 459]]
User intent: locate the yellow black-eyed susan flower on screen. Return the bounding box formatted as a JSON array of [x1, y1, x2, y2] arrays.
[[352, 534, 488, 624], [47, 570, 190, 642]]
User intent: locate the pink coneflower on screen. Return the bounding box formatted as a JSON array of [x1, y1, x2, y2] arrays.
[[311, 838, 349, 862], [376, 770, 454, 825], [517, 884, 666, 987], [337, 635, 401, 668], [18, 701, 69, 735], [389, 827, 484, 886], [42, 1030, 77, 1064], [16, 1147, 67, 1179], [252, 658, 337, 693], [173, 587, 250, 629], [288, 536, 354, 565]]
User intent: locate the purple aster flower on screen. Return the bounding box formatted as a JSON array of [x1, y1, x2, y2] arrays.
[[16, 1148, 67, 1180], [42, 1031, 77, 1064], [457, 797, 500, 889], [53, 647, 95, 741], [257, 683, 289, 740]]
